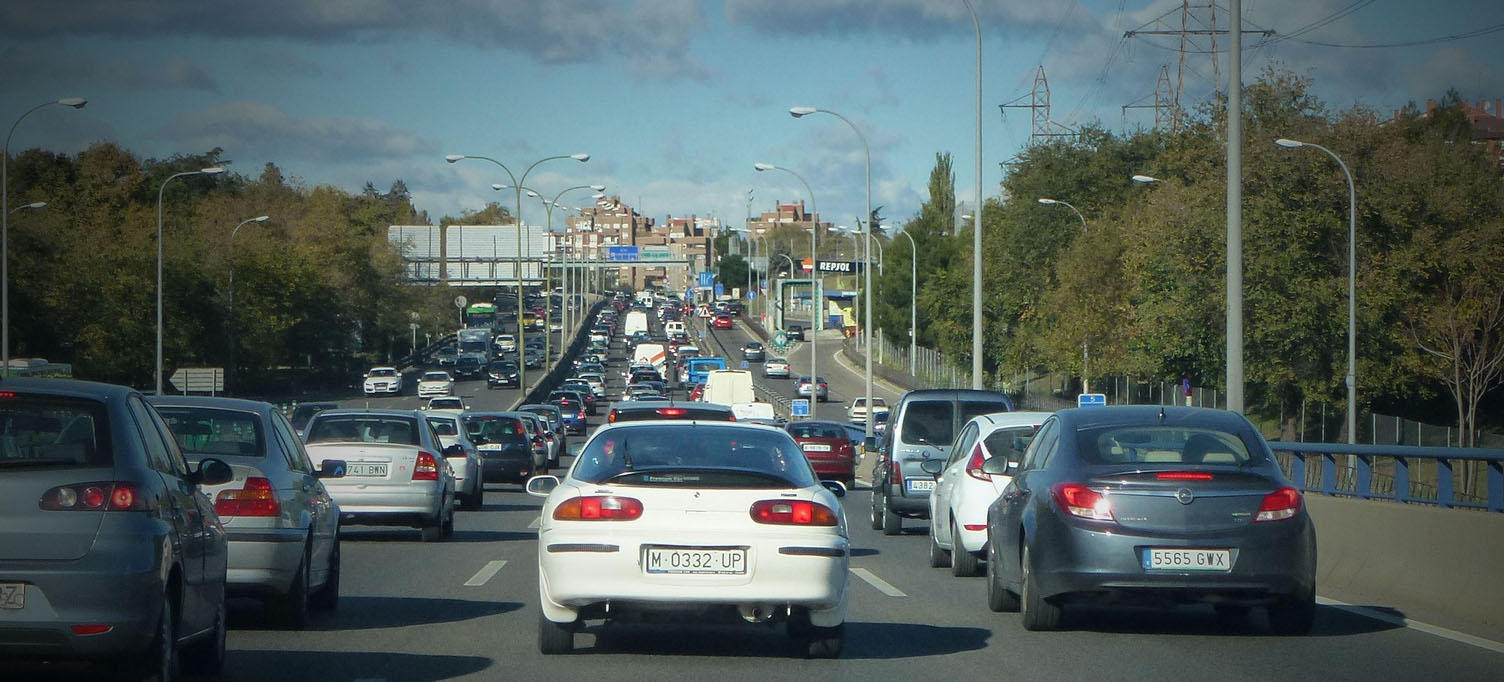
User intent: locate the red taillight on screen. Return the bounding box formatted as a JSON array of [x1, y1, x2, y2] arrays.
[[890, 460, 903, 487], [965, 445, 989, 481], [71, 624, 113, 636], [553, 495, 643, 521], [1156, 471, 1214, 481], [839, 442, 853, 457], [749, 500, 839, 526], [1255, 487, 1303, 522], [657, 407, 687, 417], [39, 482, 152, 512], [413, 451, 439, 481], [608, 411, 618, 423], [1052, 483, 1115, 521], [0, 390, 14, 399], [214, 477, 280, 517]]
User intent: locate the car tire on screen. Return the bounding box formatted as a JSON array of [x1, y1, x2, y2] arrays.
[[181, 595, 226, 676], [465, 483, 484, 511], [441, 502, 456, 539], [129, 596, 179, 682], [420, 516, 443, 543], [1020, 545, 1063, 631], [1267, 585, 1316, 635], [928, 526, 951, 568], [311, 540, 340, 612], [538, 613, 575, 654], [805, 623, 844, 659], [881, 495, 902, 536], [869, 492, 885, 531], [986, 537, 1020, 612], [951, 521, 981, 577], [269, 547, 311, 629]]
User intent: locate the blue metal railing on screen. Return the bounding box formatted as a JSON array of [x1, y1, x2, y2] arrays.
[[1268, 442, 1504, 512]]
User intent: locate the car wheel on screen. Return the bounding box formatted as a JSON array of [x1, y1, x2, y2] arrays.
[[269, 546, 311, 629], [538, 613, 575, 654], [805, 623, 844, 659], [1267, 585, 1316, 635], [466, 482, 485, 511], [868, 492, 885, 531], [441, 503, 456, 538], [951, 521, 981, 577], [881, 495, 902, 536], [928, 525, 951, 568], [130, 596, 179, 682], [310, 540, 340, 612], [181, 595, 225, 675], [420, 516, 443, 542], [986, 537, 1020, 612], [1020, 545, 1063, 631]]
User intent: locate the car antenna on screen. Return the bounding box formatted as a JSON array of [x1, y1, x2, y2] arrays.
[[1159, 407, 1166, 424]]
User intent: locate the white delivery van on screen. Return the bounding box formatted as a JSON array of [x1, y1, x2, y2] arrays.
[[702, 369, 756, 405], [664, 320, 685, 337], [632, 343, 668, 376], [624, 310, 649, 338]]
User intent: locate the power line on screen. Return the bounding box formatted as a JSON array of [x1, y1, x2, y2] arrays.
[[1295, 22, 1504, 48]]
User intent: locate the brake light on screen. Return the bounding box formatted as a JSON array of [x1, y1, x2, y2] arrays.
[[214, 477, 280, 517], [657, 407, 686, 417], [1156, 471, 1214, 481], [413, 451, 439, 481], [39, 482, 152, 511], [1052, 483, 1114, 521], [965, 445, 989, 481], [891, 460, 903, 487], [553, 495, 643, 521], [0, 391, 14, 399], [750, 500, 839, 526], [577, 410, 586, 420], [1255, 487, 1303, 522]]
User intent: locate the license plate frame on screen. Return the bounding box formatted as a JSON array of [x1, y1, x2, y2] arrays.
[[346, 463, 389, 477], [802, 443, 832, 452], [906, 479, 936, 493], [1142, 548, 1232, 572], [0, 582, 26, 610], [643, 545, 748, 575]]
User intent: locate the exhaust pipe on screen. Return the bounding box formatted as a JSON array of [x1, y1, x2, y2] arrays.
[[738, 603, 775, 623]]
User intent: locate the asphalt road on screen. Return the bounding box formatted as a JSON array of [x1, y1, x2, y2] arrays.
[[183, 308, 1504, 681]]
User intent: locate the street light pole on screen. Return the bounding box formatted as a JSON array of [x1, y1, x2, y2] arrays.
[[156, 166, 226, 394], [1276, 137, 1357, 444], [896, 229, 917, 375], [4, 97, 86, 377], [962, 0, 984, 390], [1038, 197, 1087, 232], [755, 161, 820, 420], [789, 106, 873, 439], [1039, 198, 1090, 390], [227, 215, 270, 395]]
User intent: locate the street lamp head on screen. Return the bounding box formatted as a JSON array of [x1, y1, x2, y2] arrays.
[[961, 214, 974, 220], [1131, 174, 1161, 184], [590, 184, 605, 191], [592, 193, 606, 199], [526, 190, 540, 198], [444, 154, 466, 163], [251, 215, 270, 223], [753, 162, 775, 172], [789, 106, 817, 118], [201, 167, 226, 175], [1274, 138, 1305, 149], [1036, 198, 1057, 205], [57, 98, 87, 108], [491, 183, 507, 191], [25, 202, 46, 210], [570, 153, 591, 162]]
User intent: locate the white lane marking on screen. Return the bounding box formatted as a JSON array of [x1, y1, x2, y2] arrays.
[[528, 516, 541, 529], [1316, 596, 1504, 655], [463, 560, 508, 587], [850, 567, 906, 597]]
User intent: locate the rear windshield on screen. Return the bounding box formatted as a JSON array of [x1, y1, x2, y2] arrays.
[[0, 394, 111, 467], [426, 417, 459, 436], [465, 416, 525, 442], [982, 426, 1039, 462], [305, 416, 419, 445], [1075, 426, 1260, 466], [610, 406, 733, 422], [574, 425, 814, 487], [786, 423, 846, 440], [289, 404, 334, 429], [157, 407, 265, 458], [900, 399, 1013, 446]]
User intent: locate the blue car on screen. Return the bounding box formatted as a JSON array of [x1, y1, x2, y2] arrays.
[[552, 398, 587, 433]]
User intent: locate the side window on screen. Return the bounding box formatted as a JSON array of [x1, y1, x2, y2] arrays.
[[946, 423, 979, 466], [128, 397, 176, 475], [271, 414, 314, 475], [1036, 427, 1064, 470], [1020, 419, 1058, 471]]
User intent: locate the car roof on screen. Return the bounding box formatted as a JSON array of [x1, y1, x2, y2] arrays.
[[969, 411, 1054, 429], [1, 376, 137, 401], [1056, 405, 1255, 432], [313, 408, 420, 418], [612, 399, 733, 411], [147, 395, 279, 417]]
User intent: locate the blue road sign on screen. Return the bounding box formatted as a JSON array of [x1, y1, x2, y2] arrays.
[[714, 283, 724, 297], [698, 271, 714, 287], [1078, 393, 1107, 408], [740, 360, 749, 369], [791, 399, 810, 417], [607, 246, 639, 262]]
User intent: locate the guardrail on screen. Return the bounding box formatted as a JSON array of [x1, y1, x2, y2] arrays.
[[1268, 442, 1504, 512]]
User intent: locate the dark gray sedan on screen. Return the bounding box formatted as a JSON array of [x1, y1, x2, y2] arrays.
[[0, 378, 234, 677], [984, 406, 1317, 633]]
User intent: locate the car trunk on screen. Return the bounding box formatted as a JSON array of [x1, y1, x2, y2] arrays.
[[0, 467, 112, 560], [306, 442, 428, 489], [795, 437, 853, 463], [185, 457, 269, 529], [588, 485, 822, 532], [1090, 469, 1280, 534]]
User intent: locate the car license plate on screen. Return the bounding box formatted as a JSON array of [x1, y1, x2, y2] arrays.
[[644, 546, 747, 575], [802, 443, 831, 452], [907, 479, 936, 492], [1143, 548, 1232, 571], [347, 463, 388, 477], [0, 583, 25, 609]]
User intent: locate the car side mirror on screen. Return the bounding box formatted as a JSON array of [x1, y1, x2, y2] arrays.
[[919, 458, 944, 477], [525, 475, 560, 498], [317, 459, 347, 479], [820, 480, 847, 498], [980, 457, 1015, 476], [194, 458, 233, 486]]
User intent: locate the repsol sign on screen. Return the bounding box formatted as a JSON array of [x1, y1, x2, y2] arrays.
[[815, 260, 863, 274]]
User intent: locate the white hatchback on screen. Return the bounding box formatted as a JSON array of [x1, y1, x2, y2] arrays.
[[922, 411, 1052, 576], [528, 421, 850, 657], [417, 371, 454, 398]]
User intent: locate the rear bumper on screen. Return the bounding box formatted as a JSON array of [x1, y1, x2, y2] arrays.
[[480, 453, 533, 482], [0, 539, 167, 659], [325, 486, 443, 527], [224, 527, 305, 595], [808, 459, 855, 482]]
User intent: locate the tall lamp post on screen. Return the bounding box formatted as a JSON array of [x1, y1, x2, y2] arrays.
[[1037, 197, 1087, 231], [896, 229, 917, 375], [1038, 197, 1090, 391], [962, 0, 984, 390], [157, 166, 226, 394], [788, 106, 874, 438], [754, 161, 820, 420], [226, 215, 270, 394], [5, 96, 86, 377], [447, 152, 590, 391], [504, 183, 603, 364], [1277, 137, 1358, 444]]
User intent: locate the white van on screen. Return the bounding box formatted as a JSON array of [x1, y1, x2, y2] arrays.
[[702, 369, 756, 405], [623, 310, 649, 338], [633, 343, 668, 376], [664, 320, 685, 337]]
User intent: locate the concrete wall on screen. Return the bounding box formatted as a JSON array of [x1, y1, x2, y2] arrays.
[[1306, 495, 1504, 631]]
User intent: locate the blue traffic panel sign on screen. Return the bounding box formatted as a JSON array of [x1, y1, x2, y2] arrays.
[[607, 246, 639, 262], [1078, 393, 1107, 408], [698, 271, 715, 287], [791, 399, 810, 417]]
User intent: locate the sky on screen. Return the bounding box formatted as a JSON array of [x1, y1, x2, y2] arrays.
[[3, 0, 1502, 233]]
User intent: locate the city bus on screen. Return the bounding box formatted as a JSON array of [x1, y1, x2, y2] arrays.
[[464, 302, 497, 329]]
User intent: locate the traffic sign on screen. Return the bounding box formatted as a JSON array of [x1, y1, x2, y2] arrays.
[[791, 399, 810, 418], [170, 367, 225, 394], [714, 283, 724, 297], [640, 246, 671, 261], [740, 360, 749, 369], [607, 246, 639, 262], [698, 271, 715, 287], [453, 295, 467, 309], [1078, 393, 1107, 408]]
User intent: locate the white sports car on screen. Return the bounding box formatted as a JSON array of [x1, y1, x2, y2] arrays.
[[527, 421, 850, 657]]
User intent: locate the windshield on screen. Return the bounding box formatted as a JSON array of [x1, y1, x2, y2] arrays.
[[0, 394, 111, 467], [368, 368, 397, 377], [306, 416, 419, 445], [422, 373, 449, 381], [573, 425, 815, 488], [157, 407, 265, 458], [1075, 426, 1262, 467]]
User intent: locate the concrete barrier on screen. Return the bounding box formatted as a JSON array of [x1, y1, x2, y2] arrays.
[[1305, 495, 1504, 632]]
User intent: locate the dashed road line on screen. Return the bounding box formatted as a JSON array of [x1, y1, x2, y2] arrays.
[[463, 560, 508, 587], [1317, 596, 1504, 655], [850, 567, 906, 597]]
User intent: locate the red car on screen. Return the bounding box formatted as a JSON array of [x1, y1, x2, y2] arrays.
[[687, 383, 706, 401], [712, 314, 733, 329], [785, 420, 856, 486]]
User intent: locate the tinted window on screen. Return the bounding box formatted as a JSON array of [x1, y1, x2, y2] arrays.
[[786, 423, 846, 440], [982, 426, 1040, 463], [271, 413, 315, 474], [1020, 419, 1058, 471], [156, 407, 265, 458], [1075, 426, 1258, 466], [899, 400, 954, 446], [368, 368, 398, 377], [128, 397, 176, 473], [466, 416, 525, 442], [574, 425, 815, 488], [959, 400, 1012, 423], [0, 394, 111, 467], [426, 417, 459, 436], [305, 416, 419, 445], [290, 404, 336, 430], [946, 423, 980, 466]]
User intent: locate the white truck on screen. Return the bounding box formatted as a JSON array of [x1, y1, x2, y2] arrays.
[[623, 310, 649, 338], [457, 328, 491, 355], [632, 342, 668, 377]]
